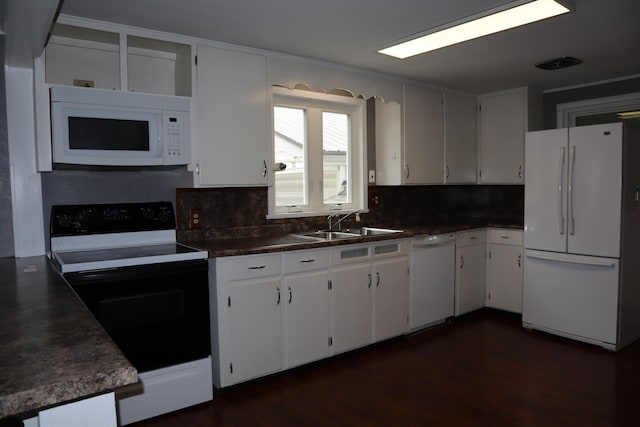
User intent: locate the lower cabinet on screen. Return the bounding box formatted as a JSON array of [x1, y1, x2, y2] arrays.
[[283, 270, 330, 369], [228, 277, 283, 384], [34, 393, 117, 427], [211, 239, 410, 388], [330, 260, 373, 355], [486, 229, 524, 313], [455, 229, 487, 316], [373, 256, 409, 342]]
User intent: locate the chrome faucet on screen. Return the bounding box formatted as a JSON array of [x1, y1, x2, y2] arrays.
[[327, 209, 359, 230]]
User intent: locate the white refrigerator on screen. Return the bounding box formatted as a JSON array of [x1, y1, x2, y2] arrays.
[[523, 122, 640, 350]]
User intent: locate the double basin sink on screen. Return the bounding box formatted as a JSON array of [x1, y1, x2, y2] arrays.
[[295, 227, 403, 241]]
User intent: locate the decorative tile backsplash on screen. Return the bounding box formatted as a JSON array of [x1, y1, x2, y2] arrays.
[[176, 185, 523, 241]]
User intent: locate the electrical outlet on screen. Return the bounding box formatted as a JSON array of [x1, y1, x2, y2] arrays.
[[189, 208, 202, 229], [369, 192, 380, 207], [368, 170, 376, 184]]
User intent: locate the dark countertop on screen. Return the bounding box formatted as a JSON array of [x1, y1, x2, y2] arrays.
[[184, 223, 523, 257], [0, 256, 138, 418]]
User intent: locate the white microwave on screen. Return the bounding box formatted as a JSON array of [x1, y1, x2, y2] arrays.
[[50, 85, 191, 167]]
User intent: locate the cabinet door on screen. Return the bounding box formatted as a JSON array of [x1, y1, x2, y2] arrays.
[[478, 89, 525, 183], [403, 84, 444, 184], [196, 46, 268, 186], [375, 99, 402, 185], [487, 244, 523, 313], [283, 270, 330, 368], [39, 392, 117, 427], [229, 278, 282, 383], [331, 263, 373, 354], [373, 257, 409, 341], [444, 92, 477, 183], [455, 244, 486, 316]]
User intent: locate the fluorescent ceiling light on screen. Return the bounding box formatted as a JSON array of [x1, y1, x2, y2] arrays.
[[617, 111, 640, 119], [379, 0, 571, 59]]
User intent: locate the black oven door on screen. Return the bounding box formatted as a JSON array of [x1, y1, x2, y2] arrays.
[[64, 259, 210, 373]]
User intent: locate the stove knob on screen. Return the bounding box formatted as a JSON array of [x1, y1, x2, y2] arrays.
[[57, 214, 72, 228], [141, 207, 154, 220], [158, 208, 172, 223]]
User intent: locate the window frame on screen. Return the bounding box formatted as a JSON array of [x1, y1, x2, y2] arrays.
[[268, 86, 367, 219]]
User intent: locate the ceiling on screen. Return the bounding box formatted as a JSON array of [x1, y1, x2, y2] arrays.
[[58, 0, 640, 94]]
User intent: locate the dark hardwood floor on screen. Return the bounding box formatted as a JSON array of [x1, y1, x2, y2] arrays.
[[130, 309, 640, 426]]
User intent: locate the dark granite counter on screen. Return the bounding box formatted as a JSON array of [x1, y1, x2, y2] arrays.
[[184, 223, 523, 258], [0, 256, 138, 418]]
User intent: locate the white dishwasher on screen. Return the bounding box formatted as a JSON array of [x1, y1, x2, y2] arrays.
[[410, 233, 456, 331]]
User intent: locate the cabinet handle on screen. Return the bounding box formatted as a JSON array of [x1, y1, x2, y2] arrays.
[[460, 255, 464, 269], [288, 286, 292, 304], [299, 259, 315, 263], [518, 165, 523, 180], [518, 253, 522, 267], [500, 235, 510, 240], [446, 165, 450, 179], [248, 265, 266, 270], [470, 236, 478, 241], [405, 165, 410, 179], [262, 160, 268, 178], [276, 286, 280, 305], [375, 271, 380, 287], [368, 273, 372, 288]]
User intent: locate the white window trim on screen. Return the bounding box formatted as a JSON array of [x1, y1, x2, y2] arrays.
[[267, 86, 367, 219], [556, 92, 640, 128]]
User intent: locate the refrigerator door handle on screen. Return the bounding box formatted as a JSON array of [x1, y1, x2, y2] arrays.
[[568, 145, 576, 236], [558, 147, 566, 235], [526, 251, 616, 268]]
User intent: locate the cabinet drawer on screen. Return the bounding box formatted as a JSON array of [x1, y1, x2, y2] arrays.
[[228, 253, 281, 280], [488, 229, 523, 245], [456, 229, 486, 246], [283, 249, 329, 274]]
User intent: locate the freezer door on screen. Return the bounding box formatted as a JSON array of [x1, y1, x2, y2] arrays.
[[524, 128, 568, 252], [523, 250, 619, 345], [568, 124, 622, 258]]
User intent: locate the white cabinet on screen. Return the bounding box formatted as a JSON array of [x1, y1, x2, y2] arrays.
[[444, 92, 477, 183], [44, 22, 192, 96], [374, 98, 402, 185], [196, 45, 268, 187], [455, 229, 486, 316], [373, 254, 409, 341], [212, 240, 409, 387], [486, 229, 523, 313], [402, 84, 444, 184], [331, 262, 373, 354], [228, 277, 282, 383], [212, 253, 282, 387], [330, 239, 410, 350], [38, 392, 117, 427], [282, 249, 330, 368], [376, 88, 477, 186], [330, 245, 373, 354], [477, 87, 541, 184]]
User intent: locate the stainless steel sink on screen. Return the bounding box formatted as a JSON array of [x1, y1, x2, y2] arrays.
[[294, 227, 403, 241], [342, 227, 403, 236], [296, 230, 361, 240]]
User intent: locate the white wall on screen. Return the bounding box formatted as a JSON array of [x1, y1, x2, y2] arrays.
[[6, 66, 46, 257]]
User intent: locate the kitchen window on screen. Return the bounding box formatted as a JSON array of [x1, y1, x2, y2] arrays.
[[268, 87, 366, 218]]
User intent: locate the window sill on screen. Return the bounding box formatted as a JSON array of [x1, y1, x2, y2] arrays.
[[267, 208, 369, 220]]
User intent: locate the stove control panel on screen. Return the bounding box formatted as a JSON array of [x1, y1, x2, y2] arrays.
[[51, 201, 176, 236]]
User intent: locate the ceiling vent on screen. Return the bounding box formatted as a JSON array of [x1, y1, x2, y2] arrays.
[[535, 56, 582, 70]]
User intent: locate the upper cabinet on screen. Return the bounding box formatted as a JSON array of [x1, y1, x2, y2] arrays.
[[375, 87, 478, 186], [195, 46, 269, 187], [444, 92, 477, 184], [403, 84, 444, 184], [477, 87, 542, 184], [44, 23, 192, 96]]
